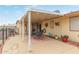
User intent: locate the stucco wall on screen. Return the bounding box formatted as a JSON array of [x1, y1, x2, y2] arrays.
[[42, 16, 79, 42], [61, 16, 79, 42], [16, 20, 22, 35], [42, 17, 62, 37]]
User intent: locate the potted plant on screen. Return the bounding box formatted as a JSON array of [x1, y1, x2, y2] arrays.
[[61, 35, 69, 42]]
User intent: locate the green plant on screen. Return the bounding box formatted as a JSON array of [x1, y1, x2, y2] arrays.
[[61, 35, 69, 42], [63, 35, 69, 38]]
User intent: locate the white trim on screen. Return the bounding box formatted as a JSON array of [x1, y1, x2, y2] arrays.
[[29, 8, 63, 16], [28, 11, 32, 52], [21, 8, 63, 22], [22, 18, 24, 36]]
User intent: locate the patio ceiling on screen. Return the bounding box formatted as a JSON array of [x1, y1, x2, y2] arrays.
[[24, 9, 63, 23]]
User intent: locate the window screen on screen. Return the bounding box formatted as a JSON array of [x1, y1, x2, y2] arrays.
[[70, 17, 79, 31]]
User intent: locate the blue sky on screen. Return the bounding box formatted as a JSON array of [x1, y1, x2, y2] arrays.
[[0, 5, 79, 25]]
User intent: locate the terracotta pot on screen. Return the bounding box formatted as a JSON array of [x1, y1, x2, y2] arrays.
[[62, 38, 68, 42]]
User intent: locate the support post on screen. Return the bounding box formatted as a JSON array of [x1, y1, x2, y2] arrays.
[[28, 11, 32, 52], [2, 28, 4, 44], [22, 18, 25, 37], [21, 20, 22, 38], [6, 27, 7, 39]]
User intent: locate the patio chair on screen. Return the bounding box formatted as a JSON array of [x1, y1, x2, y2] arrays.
[[33, 29, 44, 39]]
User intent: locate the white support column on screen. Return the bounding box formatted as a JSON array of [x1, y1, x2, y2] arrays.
[[28, 11, 31, 52], [19, 20, 21, 35], [19, 21, 22, 35], [21, 20, 22, 36], [22, 18, 25, 36]]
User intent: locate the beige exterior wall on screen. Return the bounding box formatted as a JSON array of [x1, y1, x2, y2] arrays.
[[17, 11, 79, 42], [42, 17, 62, 37], [42, 16, 79, 42], [16, 20, 22, 35]]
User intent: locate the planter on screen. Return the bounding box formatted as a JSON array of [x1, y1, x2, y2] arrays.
[[62, 38, 68, 42], [61, 35, 69, 42]]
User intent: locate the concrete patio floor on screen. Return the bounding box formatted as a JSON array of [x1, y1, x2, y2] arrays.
[[2, 35, 79, 54]]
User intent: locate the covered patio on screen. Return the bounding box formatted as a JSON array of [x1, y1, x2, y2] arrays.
[[2, 9, 79, 53], [22, 9, 63, 51]]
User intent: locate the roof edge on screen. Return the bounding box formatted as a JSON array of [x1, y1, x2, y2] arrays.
[[28, 8, 64, 16]]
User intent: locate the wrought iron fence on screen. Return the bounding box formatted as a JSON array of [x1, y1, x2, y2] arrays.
[[0, 27, 16, 45]]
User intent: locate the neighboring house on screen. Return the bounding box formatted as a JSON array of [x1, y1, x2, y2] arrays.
[[16, 9, 79, 42], [0, 24, 16, 30], [0, 24, 16, 39]]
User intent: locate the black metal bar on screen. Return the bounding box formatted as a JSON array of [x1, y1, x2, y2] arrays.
[[2, 28, 4, 44], [8, 28, 11, 37], [6, 27, 7, 39]]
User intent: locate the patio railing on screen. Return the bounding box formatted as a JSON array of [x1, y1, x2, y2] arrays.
[[0, 27, 16, 45]]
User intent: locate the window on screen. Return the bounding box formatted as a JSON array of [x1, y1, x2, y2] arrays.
[[70, 17, 79, 31]]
